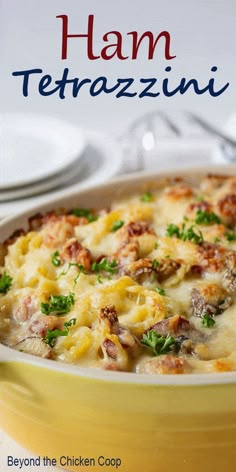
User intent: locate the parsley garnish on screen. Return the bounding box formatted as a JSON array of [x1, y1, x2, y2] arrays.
[[111, 220, 124, 232], [64, 318, 77, 329], [166, 223, 180, 238], [195, 210, 221, 225], [57, 263, 85, 284], [72, 208, 98, 223], [214, 237, 221, 243], [45, 328, 68, 347], [140, 191, 153, 203], [201, 313, 216, 328], [141, 330, 176, 356], [181, 226, 204, 243], [91, 258, 118, 275], [45, 318, 76, 347], [155, 287, 166, 296], [51, 251, 61, 267], [166, 223, 203, 244], [0, 272, 13, 294], [41, 292, 75, 316], [152, 259, 159, 269], [225, 231, 236, 242]]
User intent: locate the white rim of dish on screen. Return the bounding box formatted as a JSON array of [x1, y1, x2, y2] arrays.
[[0, 113, 86, 189], [1, 164, 236, 386], [2, 343, 236, 386]]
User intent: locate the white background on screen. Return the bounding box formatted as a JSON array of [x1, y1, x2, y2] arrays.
[[0, 0, 236, 137]]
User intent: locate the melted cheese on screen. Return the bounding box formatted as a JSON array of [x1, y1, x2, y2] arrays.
[[0, 174, 236, 374]]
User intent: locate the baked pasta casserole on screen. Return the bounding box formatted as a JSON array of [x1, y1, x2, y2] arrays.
[[0, 174, 236, 375]]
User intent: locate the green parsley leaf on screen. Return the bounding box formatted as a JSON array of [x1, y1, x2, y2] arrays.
[[152, 259, 159, 269], [0, 272, 13, 294], [141, 330, 176, 356], [140, 191, 153, 203], [225, 231, 236, 242], [214, 237, 221, 243], [73, 265, 86, 285], [195, 210, 221, 225], [182, 226, 203, 244], [166, 223, 180, 238], [166, 223, 203, 244], [97, 275, 103, 284], [64, 318, 76, 329], [45, 318, 76, 347], [45, 328, 68, 347], [51, 251, 61, 267], [154, 241, 159, 249], [111, 220, 124, 232], [91, 258, 118, 275], [201, 313, 216, 328], [155, 287, 166, 296], [57, 263, 85, 284], [41, 292, 75, 316], [72, 208, 98, 223]]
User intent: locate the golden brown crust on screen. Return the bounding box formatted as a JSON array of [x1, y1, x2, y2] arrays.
[[61, 238, 91, 271], [217, 194, 236, 226], [140, 355, 191, 374], [166, 184, 194, 200], [197, 243, 228, 272]]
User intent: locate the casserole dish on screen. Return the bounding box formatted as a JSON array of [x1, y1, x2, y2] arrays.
[[0, 165, 236, 472]]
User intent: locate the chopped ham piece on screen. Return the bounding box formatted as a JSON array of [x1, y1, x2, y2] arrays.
[[29, 315, 61, 337]]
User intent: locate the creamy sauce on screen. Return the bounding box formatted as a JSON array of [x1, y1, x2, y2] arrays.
[[0, 174, 235, 374]]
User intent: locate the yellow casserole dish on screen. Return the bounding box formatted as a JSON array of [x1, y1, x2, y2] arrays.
[[0, 166, 236, 472]]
